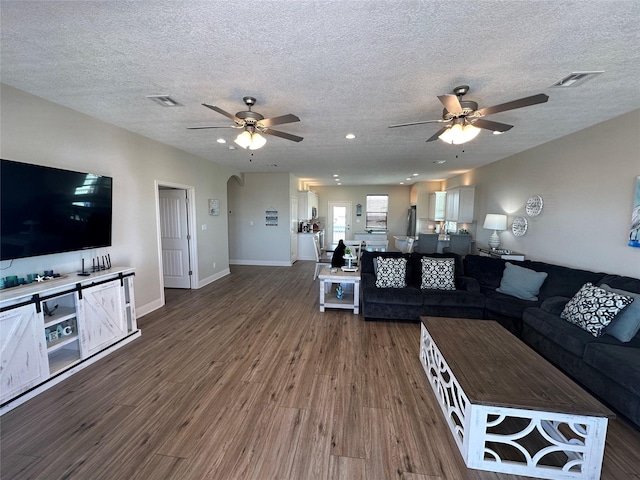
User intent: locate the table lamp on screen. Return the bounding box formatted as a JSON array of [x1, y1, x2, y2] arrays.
[[483, 214, 507, 249]]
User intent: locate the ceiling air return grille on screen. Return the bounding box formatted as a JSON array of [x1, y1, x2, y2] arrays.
[[551, 71, 603, 87], [146, 95, 181, 106]]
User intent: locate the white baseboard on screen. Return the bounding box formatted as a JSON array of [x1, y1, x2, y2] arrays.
[[198, 268, 231, 288], [230, 259, 293, 267], [137, 297, 164, 318]]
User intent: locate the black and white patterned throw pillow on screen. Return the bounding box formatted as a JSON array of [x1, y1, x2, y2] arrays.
[[375, 257, 407, 288], [420, 257, 456, 290], [561, 282, 634, 337]]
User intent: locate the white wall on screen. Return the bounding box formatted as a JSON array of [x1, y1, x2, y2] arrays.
[[227, 172, 295, 266], [445, 109, 640, 278], [312, 184, 412, 241], [0, 84, 240, 315]]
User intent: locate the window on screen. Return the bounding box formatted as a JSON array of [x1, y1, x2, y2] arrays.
[[366, 194, 388, 230]]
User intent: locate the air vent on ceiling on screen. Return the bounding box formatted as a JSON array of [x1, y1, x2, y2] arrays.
[[551, 71, 603, 88], [146, 95, 181, 107]]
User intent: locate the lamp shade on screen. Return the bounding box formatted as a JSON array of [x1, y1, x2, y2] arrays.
[[483, 214, 507, 231]]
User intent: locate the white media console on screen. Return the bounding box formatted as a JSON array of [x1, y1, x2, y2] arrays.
[[0, 267, 140, 414]]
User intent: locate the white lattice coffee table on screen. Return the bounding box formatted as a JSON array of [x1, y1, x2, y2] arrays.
[[419, 317, 614, 479]]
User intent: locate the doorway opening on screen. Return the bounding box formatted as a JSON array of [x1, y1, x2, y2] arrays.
[[155, 182, 198, 305]]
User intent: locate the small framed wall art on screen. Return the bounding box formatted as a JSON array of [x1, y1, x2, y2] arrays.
[[209, 199, 220, 216]]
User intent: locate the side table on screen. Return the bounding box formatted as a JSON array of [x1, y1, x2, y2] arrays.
[[318, 267, 361, 314], [477, 247, 525, 261]]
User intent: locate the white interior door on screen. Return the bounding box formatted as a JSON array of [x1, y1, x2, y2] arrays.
[[159, 188, 191, 289], [328, 201, 352, 246]]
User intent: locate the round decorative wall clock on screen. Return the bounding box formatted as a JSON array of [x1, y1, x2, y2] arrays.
[[526, 194, 544, 217], [512, 216, 528, 237]]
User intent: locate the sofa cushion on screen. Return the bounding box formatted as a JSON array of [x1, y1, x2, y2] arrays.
[[420, 257, 455, 290], [362, 284, 423, 306], [485, 290, 539, 319], [583, 343, 640, 397], [422, 290, 485, 308], [561, 283, 634, 337], [523, 309, 599, 357], [540, 296, 570, 316], [496, 262, 548, 301], [375, 256, 407, 288], [521, 260, 606, 300], [600, 284, 640, 342], [463, 255, 506, 290]]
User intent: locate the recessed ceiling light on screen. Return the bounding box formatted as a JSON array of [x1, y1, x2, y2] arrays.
[[228, 146, 236, 150], [146, 95, 181, 107], [217, 138, 226, 143], [399, 182, 405, 185], [492, 131, 504, 135], [337, 182, 342, 185], [334, 178, 340, 181], [333, 174, 339, 177], [412, 173, 419, 177], [406, 177, 412, 181], [345, 133, 356, 139], [434, 160, 446, 164]]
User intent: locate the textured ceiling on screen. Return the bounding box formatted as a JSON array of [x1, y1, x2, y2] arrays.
[[1, 1, 639, 186]]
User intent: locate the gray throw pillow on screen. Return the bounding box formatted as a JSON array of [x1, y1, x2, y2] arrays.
[[601, 284, 640, 342], [496, 262, 548, 301]]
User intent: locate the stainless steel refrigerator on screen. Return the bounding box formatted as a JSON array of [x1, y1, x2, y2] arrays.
[[407, 206, 416, 236]]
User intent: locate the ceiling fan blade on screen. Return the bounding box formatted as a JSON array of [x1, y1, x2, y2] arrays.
[[258, 114, 300, 128], [477, 93, 549, 116], [470, 119, 513, 132], [426, 126, 449, 142], [187, 125, 237, 130], [438, 94, 464, 115], [388, 119, 445, 128], [262, 128, 304, 142], [202, 103, 242, 123]]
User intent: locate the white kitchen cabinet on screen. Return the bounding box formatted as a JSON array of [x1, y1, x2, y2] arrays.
[[298, 190, 318, 220], [428, 191, 446, 221], [0, 303, 48, 404], [0, 267, 140, 414], [445, 185, 475, 223], [298, 232, 320, 260]]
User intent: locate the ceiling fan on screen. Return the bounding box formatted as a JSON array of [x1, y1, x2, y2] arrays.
[[389, 85, 549, 144], [188, 96, 303, 150]]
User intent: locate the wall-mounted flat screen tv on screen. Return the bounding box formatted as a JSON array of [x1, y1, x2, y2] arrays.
[[1, 159, 113, 261]]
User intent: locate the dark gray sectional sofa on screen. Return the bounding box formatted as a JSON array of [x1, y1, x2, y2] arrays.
[[359, 251, 640, 429], [359, 251, 485, 321]]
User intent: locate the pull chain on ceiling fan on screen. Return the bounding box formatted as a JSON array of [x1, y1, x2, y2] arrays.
[[389, 85, 549, 145], [188, 96, 303, 150]]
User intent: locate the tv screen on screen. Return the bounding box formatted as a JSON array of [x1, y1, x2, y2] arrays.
[[1, 159, 113, 261]]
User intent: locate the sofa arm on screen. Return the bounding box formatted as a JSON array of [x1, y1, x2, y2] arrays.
[[361, 273, 377, 289], [456, 276, 481, 292], [540, 296, 571, 315]]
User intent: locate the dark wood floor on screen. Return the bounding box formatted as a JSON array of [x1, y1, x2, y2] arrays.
[[2, 262, 639, 479]]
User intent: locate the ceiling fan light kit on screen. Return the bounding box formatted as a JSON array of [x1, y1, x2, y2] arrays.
[[438, 120, 481, 145], [234, 129, 267, 150]]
